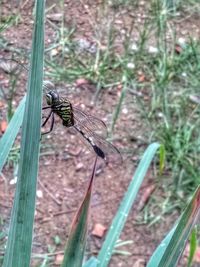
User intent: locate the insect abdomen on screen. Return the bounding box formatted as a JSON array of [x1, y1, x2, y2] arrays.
[[74, 126, 105, 160]]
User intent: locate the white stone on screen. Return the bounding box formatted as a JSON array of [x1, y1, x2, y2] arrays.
[[148, 46, 159, 54], [37, 190, 43, 198], [131, 43, 138, 51], [10, 176, 17, 185], [127, 62, 135, 69], [178, 37, 186, 45]]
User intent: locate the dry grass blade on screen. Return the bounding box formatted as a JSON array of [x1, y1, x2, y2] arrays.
[[61, 157, 98, 267]]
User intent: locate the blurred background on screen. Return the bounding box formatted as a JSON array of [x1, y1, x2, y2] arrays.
[[0, 1, 200, 266]]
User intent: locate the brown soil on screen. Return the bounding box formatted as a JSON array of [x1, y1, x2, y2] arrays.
[[0, 1, 200, 267]]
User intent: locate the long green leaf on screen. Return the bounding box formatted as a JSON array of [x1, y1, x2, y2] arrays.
[[0, 95, 26, 173], [147, 224, 177, 267], [147, 186, 200, 267], [62, 157, 97, 267], [187, 228, 197, 267], [2, 1, 45, 266], [83, 257, 98, 267], [97, 142, 160, 267]]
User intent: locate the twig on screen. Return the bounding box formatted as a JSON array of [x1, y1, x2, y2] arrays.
[[38, 179, 62, 206]]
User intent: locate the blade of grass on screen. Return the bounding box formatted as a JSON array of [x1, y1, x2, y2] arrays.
[[97, 142, 160, 267], [111, 76, 127, 134], [187, 228, 197, 267], [2, 1, 45, 266], [147, 186, 200, 267], [146, 224, 177, 267], [83, 257, 98, 267], [61, 157, 98, 267], [0, 95, 26, 173], [159, 186, 200, 267], [159, 144, 165, 175]]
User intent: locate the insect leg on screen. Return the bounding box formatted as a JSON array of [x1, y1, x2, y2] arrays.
[[42, 110, 53, 127], [42, 106, 51, 110], [41, 113, 55, 135], [49, 113, 55, 132]]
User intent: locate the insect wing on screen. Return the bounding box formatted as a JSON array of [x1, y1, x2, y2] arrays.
[[73, 125, 122, 164], [72, 106, 107, 138], [89, 133, 122, 164]]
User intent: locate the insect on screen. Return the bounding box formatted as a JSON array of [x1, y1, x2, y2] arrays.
[[42, 90, 122, 164]]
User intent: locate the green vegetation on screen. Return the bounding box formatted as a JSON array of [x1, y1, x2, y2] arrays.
[[0, 0, 200, 266], [42, 0, 200, 203]]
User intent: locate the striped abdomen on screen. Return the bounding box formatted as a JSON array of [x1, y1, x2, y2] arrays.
[[73, 125, 105, 160], [52, 99, 74, 127]]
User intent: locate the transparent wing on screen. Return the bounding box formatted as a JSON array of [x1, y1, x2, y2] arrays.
[[72, 106, 107, 138], [73, 125, 122, 164]]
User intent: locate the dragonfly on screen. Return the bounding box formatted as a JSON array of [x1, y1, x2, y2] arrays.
[[42, 90, 122, 164]]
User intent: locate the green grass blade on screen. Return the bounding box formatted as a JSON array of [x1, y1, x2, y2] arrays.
[[187, 229, 197, 267], [159, 144, 165, 175], [111, 80, 127, 133], [83, 257, 98, 267], [147, 224, 177, 267], [97, 142, 160, 267], [147, 186, 200, 267], [2, 1, 45, 266], [159, 186, 200, 267], [0, 95, 26, 173], [61, 157, 97, 267]]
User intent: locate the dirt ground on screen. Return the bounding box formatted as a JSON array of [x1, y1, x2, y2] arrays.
[[0, 1, 200, 267]]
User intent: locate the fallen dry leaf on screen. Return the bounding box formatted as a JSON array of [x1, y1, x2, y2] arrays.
[[1, 120, 7, 133], [0, 101, 5, 108], [75, 78, 90, 86], [175, 44, 182, 54], [55, 254, 64, 265], [138, 74, 146, 83], [117, 83, 123, 92], [138, 184, 156, 211], [46, 13, 62, 22], [92, 223, 107, 238]]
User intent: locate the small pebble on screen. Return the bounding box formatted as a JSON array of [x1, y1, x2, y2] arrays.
[[148, 46, 159, 54], [178, 37, 186, 46], [76, 162, 84, 171], [10, 176, 17, 185], [122, 108, 128, 114], [131, 43, 138, 51], [36, 190, 43, 198], [127, 62, 135, 69]]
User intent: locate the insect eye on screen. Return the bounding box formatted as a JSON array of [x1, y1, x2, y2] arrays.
[[52, 91, 59, 101]]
